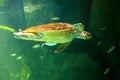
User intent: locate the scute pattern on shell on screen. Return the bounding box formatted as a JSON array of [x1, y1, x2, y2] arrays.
[[23, 23, 73, 33]]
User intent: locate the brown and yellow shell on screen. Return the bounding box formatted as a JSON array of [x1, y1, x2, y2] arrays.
[[21, 23, 75, 43], [22, 23, 74, 33]]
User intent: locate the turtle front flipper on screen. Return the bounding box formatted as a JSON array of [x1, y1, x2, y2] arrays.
[[54, 42, 71, 53]]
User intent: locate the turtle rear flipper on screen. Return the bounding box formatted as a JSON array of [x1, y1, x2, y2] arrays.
[[54, 42, 71, 53]]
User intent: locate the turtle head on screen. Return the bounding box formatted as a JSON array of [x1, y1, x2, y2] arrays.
[[72, 23, 92, 39], [73, 31, 92, 40]]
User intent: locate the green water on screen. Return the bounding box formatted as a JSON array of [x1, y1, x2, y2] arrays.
[[0, 0, 120, 80]]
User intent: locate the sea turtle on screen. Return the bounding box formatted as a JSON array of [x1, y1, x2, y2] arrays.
[[13, 22, 92, 53]]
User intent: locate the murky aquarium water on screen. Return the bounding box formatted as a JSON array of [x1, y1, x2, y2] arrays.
[[0, 0, 119, 80]]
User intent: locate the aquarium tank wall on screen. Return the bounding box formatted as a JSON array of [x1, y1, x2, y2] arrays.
[[0, 0, 120, 80]]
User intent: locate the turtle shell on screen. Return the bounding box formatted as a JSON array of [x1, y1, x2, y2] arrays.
[[23, 23, 73, 32], [22, 23, 75, 43]]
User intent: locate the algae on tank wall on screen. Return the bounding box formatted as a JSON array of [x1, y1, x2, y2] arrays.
[[0, 0, 8, 6], [0, 0, 30, 80]]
